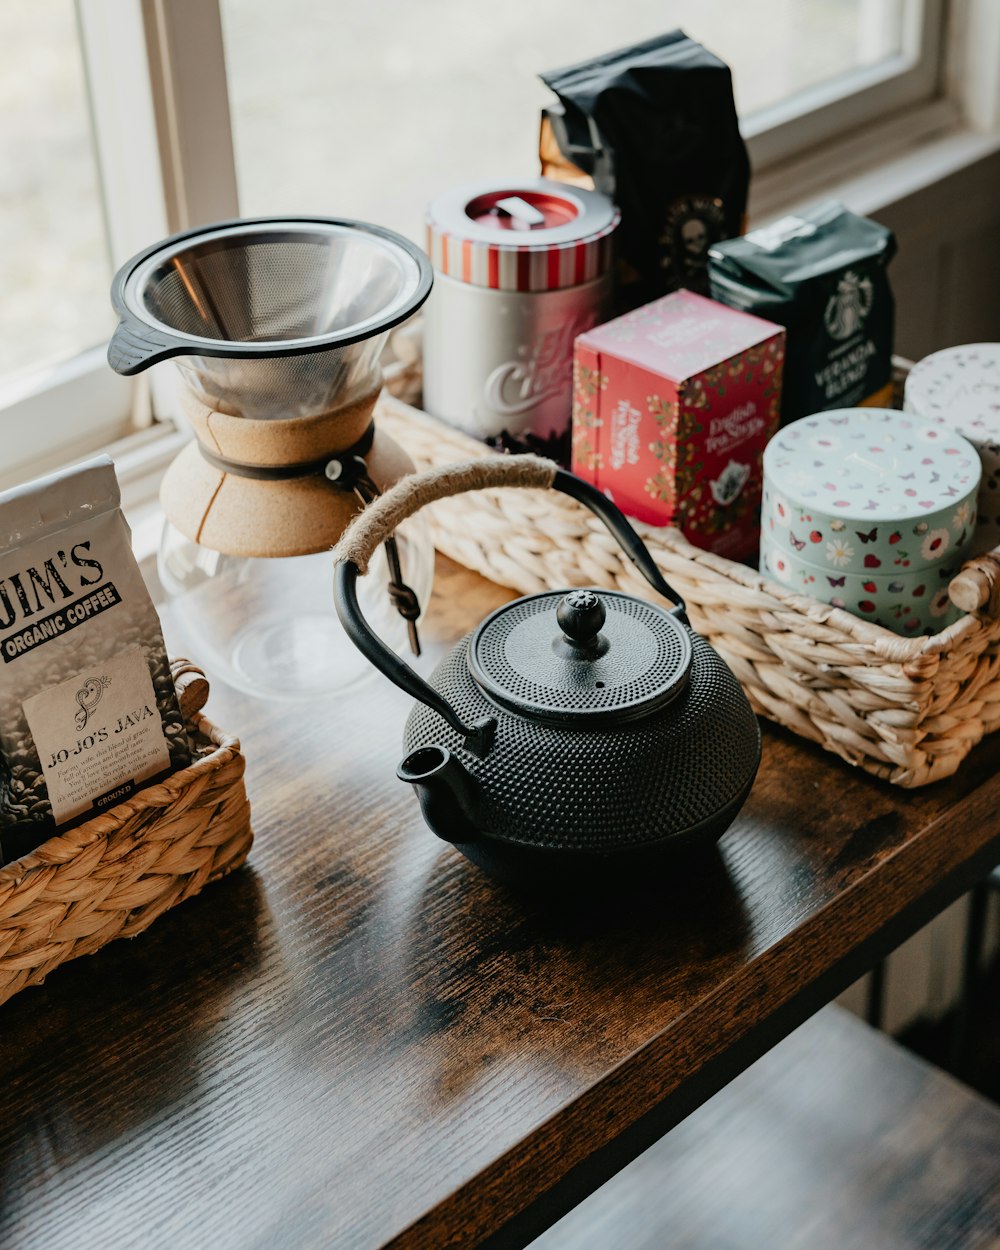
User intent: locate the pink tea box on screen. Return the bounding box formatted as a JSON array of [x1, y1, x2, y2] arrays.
[[572, 289, 784, 559]]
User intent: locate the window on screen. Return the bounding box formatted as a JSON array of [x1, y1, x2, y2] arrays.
[[221, 0, 943, 242], [0, 0, 172, 490], [0, 0, 979, 488], [0, 3, 109, 378], [0, 1, 131, 486]]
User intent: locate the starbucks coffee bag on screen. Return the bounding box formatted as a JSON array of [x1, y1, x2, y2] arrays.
[[0, 457, 191, 865], [708, 202, 896, 426]]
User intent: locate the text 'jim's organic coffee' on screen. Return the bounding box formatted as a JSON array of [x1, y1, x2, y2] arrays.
[[0, 457, 191, 865], [708, 202, 896, 427], [539, 30, 749, 306]]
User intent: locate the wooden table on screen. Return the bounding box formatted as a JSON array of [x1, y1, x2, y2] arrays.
[[2, 558, 1000, 1250]]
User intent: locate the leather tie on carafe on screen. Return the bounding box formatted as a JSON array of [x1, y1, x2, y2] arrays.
[[325, 451, 422, 656], [196, 420, 376, 481]]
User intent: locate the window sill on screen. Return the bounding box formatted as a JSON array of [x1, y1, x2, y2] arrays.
[[750, 99, 1000, 224]]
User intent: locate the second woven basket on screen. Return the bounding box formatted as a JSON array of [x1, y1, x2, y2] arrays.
[[0, 661, 252, 1007]]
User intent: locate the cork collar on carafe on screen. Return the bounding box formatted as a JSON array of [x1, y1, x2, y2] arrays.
[[161, 385, 417, 559]]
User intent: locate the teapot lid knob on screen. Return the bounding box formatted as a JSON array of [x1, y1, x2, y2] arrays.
[[557, 590, 606, 648], [468, 588, 693, 726]]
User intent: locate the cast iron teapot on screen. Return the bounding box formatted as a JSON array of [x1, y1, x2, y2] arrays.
[[334, 455, 760, 888]]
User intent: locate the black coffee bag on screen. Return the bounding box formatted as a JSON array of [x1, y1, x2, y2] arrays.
[[708, 202, 896, 426], [539, 30, 750, 304]]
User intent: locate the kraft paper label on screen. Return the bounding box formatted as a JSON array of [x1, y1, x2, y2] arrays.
[[22, 646, 171, 826]]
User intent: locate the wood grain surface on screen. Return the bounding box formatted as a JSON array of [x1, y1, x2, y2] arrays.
[[532, 1004, 1000, 1250], [1, 557, 999, 1250]]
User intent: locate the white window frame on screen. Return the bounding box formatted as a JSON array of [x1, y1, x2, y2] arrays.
[[744, 0, 947, 168], [2, 0, 998, 498], [0, 0, 237, 493], [158, 0, 952, 221], [0, 0, 168, 490]]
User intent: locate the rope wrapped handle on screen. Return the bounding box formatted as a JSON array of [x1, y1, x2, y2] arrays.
[[336, 455, 1000, 625], [333, 453, 687, 754], [949, 551, 1000, 618], [334, 455, 558, 574]]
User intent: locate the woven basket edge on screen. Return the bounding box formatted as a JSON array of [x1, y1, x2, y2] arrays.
[[378, 387, 999, 667], [0, 711, 245, 887]]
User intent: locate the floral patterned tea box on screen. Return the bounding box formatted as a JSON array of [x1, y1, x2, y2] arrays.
[[903, 343, 1000, 555], [759, 532, 962, 635], [761, 408, 980, 635], [572, 290, 784, 560]]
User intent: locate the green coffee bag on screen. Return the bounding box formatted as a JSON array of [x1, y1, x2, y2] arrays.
[[709, 202, 895, 426]]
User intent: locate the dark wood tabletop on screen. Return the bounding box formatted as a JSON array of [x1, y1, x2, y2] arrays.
[[2, 557, 999, 1250]]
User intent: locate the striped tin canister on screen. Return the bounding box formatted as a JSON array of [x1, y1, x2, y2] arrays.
[[423, 178, 619, 463], [761, 408, 981, 635], [903, 343, 1000, 555]]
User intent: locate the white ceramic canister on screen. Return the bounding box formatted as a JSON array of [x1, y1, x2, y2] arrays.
[[423, 178, 619, 462], [903, 343, 1000, 555]]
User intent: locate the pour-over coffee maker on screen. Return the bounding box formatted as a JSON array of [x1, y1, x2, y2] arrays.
[[108, 216, 434, 700]]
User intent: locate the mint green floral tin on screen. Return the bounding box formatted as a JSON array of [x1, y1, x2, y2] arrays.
[[761, 408, 979, 635], [760, 531, 961, 634]]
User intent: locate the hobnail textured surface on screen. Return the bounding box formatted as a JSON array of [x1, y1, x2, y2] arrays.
[[404, 628, 761, 852], [469, 590, 692, 724]]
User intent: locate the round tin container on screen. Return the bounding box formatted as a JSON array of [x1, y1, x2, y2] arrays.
[[760, 530, 961, 636], [423, 178, 619, 461], [903, 343, 1000, 554], [762, 408, 980, 578]]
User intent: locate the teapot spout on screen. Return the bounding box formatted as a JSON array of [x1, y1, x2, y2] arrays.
[[396, 746, 481, 844]]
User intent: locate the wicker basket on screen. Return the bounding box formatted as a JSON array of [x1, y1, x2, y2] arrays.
[[377, 334, 1000, 788], [0, 661, 252, 1006]]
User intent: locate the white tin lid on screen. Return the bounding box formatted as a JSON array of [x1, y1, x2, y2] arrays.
[[903, 343, 1000, 449]]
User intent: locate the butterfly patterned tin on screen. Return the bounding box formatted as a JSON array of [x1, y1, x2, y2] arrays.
[[760, 530, 961, 636], [762, 408, 980, 578], [903, 343, 1000, 555]]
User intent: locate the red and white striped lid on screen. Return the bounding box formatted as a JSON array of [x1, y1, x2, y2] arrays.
[[426, 178, 619, 293]]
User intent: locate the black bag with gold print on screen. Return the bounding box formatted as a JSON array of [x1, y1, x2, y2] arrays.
[[540, 30, 750, 305]]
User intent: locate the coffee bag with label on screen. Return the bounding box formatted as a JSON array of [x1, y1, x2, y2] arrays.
[[0, 456, 191, 865], [539, 30, 750, 306], [708, 202, 896, 426]]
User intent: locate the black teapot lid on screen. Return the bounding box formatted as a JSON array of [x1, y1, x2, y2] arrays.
[[468, 588, 692, 727]]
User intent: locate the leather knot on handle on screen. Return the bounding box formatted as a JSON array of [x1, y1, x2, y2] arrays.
[[334, 455, 558, 574]]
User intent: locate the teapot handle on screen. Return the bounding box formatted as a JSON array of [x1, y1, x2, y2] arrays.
[[333, 454, 689, 751]]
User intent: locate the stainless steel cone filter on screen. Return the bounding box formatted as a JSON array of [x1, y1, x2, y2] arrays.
[[108, 217, 432, 419]]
